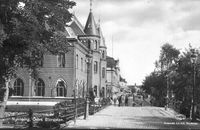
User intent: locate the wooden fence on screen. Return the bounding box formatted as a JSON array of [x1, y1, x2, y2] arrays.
[[0, 97, 111, 129]]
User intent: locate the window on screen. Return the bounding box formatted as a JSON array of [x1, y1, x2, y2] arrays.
[[58, 53, 65, 67], [102, 51, 105, 59], [94, 61, 98, 73], [13, 78, 24, 96], [101, 87, 105, 98], [102, 67, 105, 78], [82, 82, 85, 98], [76, 55, 78, 69], [81, 58, 83, 71], [56, 80, 66, 97], [35, 78, 45, 96], [88, 40, 91, 49], [94, 40, 98, 50]]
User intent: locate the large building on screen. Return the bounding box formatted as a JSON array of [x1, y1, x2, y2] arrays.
[[7, 2, 107, 104]]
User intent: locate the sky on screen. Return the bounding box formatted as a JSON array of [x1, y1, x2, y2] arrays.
[[72, 0, 200, 85]]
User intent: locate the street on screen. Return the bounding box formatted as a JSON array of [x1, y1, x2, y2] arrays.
[[65, 105, 200, 129]]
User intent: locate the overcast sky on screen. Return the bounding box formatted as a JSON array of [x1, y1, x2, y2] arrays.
[[72, 0, 200, 85]]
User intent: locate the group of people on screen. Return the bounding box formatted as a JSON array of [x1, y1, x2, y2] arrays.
[[113, 94, 129, 107]]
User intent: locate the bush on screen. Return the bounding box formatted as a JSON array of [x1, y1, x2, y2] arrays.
[[36, 121, 60, 129]]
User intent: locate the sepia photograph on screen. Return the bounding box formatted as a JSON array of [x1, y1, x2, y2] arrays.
[[0, 0, 200, 129]]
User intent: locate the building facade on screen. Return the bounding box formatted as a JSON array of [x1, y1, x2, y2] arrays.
[[8, 4, 107, 102], [106, 56, 120, 98]]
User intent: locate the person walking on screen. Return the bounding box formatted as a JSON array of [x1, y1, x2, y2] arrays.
[[118, 95, 122, 107], [125, 95, 128, 106]]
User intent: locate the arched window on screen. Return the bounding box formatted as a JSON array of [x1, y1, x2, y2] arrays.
[[102, 67, 105, 78], [35, 78, 45, 96], [56, 80, 66, 97], [13, 78, 24, 96], [94, 61, 98, 73]]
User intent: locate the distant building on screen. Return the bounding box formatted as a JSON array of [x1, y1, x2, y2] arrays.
[[106, 56, 120, 98], [119, 76, 128, 92]]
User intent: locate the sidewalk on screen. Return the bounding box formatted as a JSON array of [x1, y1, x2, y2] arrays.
[[64, 105, 191, 129]]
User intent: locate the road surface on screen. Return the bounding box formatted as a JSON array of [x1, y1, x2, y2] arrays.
[[65, 105, 200, 129]]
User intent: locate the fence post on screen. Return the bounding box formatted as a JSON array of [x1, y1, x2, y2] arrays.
[[28, 108, 33, 128], [84, 97, 89, 119], [73, 90, 77, 124]]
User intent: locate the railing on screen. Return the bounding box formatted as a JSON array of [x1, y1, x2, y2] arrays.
[[0, 98, 85, 129], [89, 97, 111, 115], [0, 97, 111, 128]]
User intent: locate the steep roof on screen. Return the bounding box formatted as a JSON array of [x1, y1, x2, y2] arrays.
[[65, 15, 85, 37], [106, 56, 117, 68], [97, 26, 106, 48], [120, 76, 127, 83], [84, 11, 98, 36]]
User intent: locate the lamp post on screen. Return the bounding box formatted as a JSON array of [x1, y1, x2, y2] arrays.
[[84, 55, 92, 120], [190, 49, 197, 122]]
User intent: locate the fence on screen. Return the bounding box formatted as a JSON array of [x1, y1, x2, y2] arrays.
[[89, 98, 111, 115], [0, 97, 111, 129]]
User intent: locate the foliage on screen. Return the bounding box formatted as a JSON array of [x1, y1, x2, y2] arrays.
[[155, 43, 180, 71], [36, 120, 60, 129], [142, 43, 200, 116], [0, 0, 76, 80], [142, 43, 180, 106], [142, 71, 166, 107]]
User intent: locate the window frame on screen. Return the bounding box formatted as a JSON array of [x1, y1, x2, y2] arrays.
[[35, 78, 45, 96], [13, 78, 24, 96], [94, 61, 98, 73]]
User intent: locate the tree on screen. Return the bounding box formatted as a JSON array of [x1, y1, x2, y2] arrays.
[[171, 45, 200, 117], [142, 71, 166, 106], [0, 0, 76, 126], [156, 43, 180, 72], [142, 43, 180, 107]]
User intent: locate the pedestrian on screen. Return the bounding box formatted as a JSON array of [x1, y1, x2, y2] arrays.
[[118, 95, 122, 107], [114, 97, 117, 106], [125, 95, 128, 106]]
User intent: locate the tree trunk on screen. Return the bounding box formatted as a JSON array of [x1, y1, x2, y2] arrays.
[[0, 80, 10, 127]]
